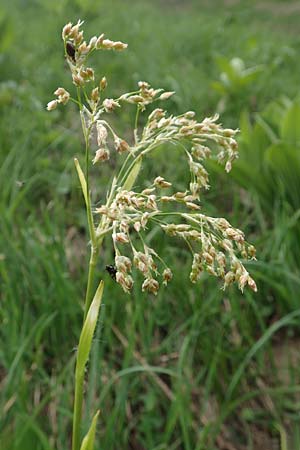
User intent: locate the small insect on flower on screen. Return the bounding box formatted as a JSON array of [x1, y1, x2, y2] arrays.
[[105, 264, 117, 280], [66, 41, 76, 62]]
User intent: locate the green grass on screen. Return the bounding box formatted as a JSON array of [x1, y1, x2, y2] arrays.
[[1, 0, 300, 449]]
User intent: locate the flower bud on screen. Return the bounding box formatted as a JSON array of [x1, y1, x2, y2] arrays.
[[142, 278, 159, 295], [100, 77, 107, 90], [89, 36, 97, 49], [96, 34, 105, 48], [92, 148, 110, 164], [186, 202, 201, 210], [112, 41, 128, 51], [96, 122, 107, 146], [101, 39, 114, 49], [46, 100, 58, 111], [248, 245, 256, 259], [163, 268, 173, 285], [91, 87, 99, 103], [113, 232, 129, 244], [114, 138, 130, 153], [154, 176, 172, 188], [78, 41, 90, 55], [247, 276, 257, 292], [54, 87, 70, 105], [62, 22, 72, 39], [159, 91, 175, 100], [72, 73, 84, 86], [103, 98, 120, 112]]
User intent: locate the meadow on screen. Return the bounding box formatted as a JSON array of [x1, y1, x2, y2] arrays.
[[1, 1, 300, 449]]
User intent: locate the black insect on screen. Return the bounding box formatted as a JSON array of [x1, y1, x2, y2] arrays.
[[66, 41, 76, 63], [105, 264, 117, 281]]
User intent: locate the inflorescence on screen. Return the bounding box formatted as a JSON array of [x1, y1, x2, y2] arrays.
[[47, 20, 257, 295]]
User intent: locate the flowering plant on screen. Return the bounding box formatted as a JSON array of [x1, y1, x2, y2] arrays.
[[47, 19, 256, 450]]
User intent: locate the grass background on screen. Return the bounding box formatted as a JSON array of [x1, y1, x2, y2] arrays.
[[1, 1, 300, 449]]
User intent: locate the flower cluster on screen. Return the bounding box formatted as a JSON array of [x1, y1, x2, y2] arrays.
[[120, 80, 175, 111], [47, 87, 70, 111], [96, 183, 256, 294], [47, 20, 257, 295], [62, 20, 127, 87]]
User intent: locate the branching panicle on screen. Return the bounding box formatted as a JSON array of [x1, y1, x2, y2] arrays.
[[47, 20, 257, 297]]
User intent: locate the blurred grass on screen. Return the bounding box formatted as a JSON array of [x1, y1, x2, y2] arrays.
[[1, 0, 300, 449]]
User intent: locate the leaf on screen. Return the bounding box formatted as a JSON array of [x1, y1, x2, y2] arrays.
[[76, 281, 104, 376], [210, 81, 227, 95], [123, 157, 142, 191], [266, 143, 300, 210], [226, 309, 300, 400], [74, 158, 88, 206], [80, 410, 100, 450], [239, 110, 252, 146], [240, 65, 263, 86], [280, 99, 300, 145], [0, 12, 14, 52]]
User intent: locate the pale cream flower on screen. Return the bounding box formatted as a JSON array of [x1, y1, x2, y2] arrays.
[[46, 100, 58, 111]]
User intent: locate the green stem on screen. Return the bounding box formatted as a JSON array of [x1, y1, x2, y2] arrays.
[[83, 246, 98, 320], [71, 244, 100, 450], [72, 371, 85, 450], [72, 88, 100, 450], [134, 105, 141, 144], [80, 115, 96, 245]]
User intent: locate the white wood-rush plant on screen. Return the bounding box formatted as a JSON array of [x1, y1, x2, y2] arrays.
[[47, 20, 257, 450]]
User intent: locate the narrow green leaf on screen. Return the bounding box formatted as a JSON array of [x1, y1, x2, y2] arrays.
[[226, 309, 300, 400], [239, 110, 252, 146], [80, 410, 100, 450], [123, 157, 142, 191], [76, 281, 104, 376], [280, 100, 300, 145], [74, 158, 88, 206]]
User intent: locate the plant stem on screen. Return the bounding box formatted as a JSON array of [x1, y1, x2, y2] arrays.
[[72, 371, 84, 450], [134, 105, 140, 144], [72, 88, 101, 450], [80, 114, 96, 247], [83, 246, 98, 320]]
